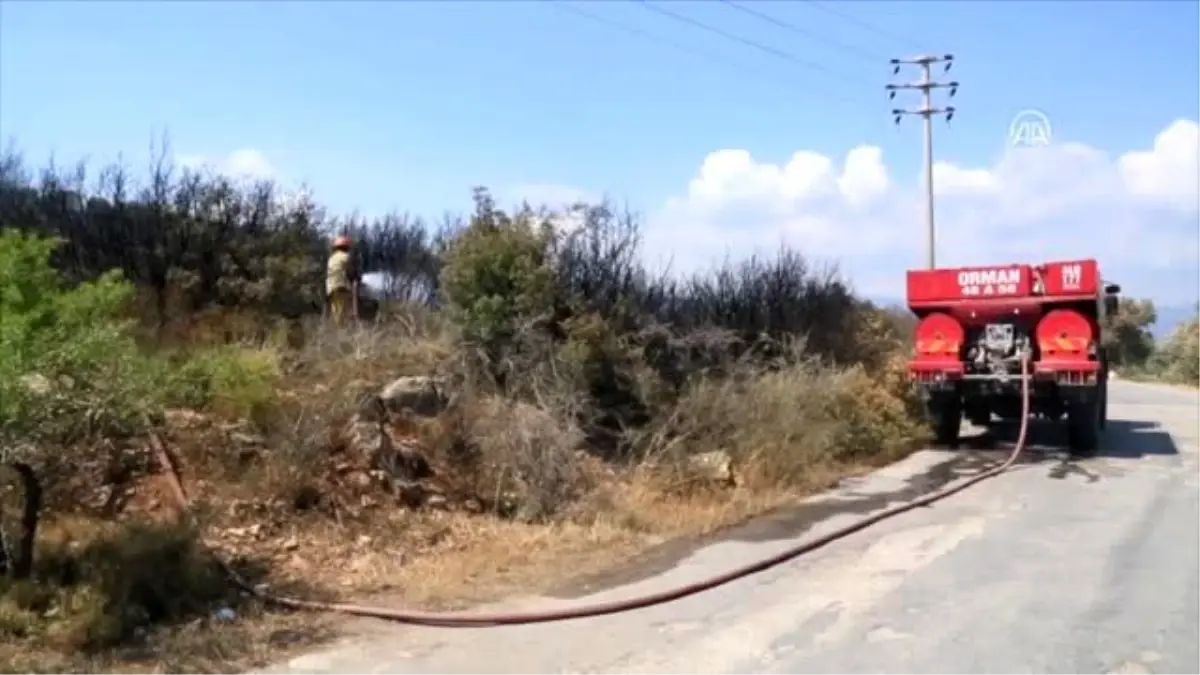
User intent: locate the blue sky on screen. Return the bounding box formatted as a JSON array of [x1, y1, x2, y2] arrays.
[[2, 0, 1197, 314]]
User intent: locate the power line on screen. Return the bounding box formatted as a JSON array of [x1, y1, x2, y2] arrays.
[[632, 0, 849, 85], [715, 0, 886, 63], [887, 54, 958, 269], [800, 0, 926, 52], [549, 1, 835, 94], [552, 1, 871, 108]]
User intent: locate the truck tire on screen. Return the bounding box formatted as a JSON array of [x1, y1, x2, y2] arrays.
[[1067, 396, 1101, 457], [1097, 379, 1108, 430], [993, 398, 1023, 422], [1098, 363, 1109, 430], [928, 395, 963, 445], [968, 411, 991, 426], [965, 401, 991, 427]]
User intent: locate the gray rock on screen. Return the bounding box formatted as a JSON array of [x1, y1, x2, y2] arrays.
[[379, 376, 447, 417], [20, 373, 52, 396], [685, 450, 738, 486]]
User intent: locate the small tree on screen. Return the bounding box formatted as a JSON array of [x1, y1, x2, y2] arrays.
[[438, 188, 558, 384], [0, 229, 178, 576], [1152, 310, 1199, 385], [1103, 297, 1158, 369]]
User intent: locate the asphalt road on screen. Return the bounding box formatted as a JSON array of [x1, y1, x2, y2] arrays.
[[263, 380, 1199, 675]]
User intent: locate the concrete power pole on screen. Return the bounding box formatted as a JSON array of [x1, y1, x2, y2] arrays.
[[888, 54, 958, 270]]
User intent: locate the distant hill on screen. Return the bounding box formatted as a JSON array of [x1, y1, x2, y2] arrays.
[[1153, 303, 1198, 339]]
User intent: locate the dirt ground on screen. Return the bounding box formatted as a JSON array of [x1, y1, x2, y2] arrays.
[[2, 460, 874, 674]]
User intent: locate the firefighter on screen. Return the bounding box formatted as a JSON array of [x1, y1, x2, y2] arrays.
[[326, 235, 360, 326]]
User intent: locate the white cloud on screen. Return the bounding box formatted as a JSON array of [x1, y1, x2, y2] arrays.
[[1118, 120, 1199, 211], [177, 148, 275, 181], [644, 119, 1199, 304]]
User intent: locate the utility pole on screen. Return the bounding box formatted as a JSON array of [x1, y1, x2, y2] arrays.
[[887, 54, 958, 270]]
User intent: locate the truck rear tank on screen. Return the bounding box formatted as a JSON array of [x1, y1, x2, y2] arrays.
[[904, 259, 1121, 456]]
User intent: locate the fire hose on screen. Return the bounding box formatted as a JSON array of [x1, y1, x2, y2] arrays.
[[150, 357, 1032, 628]]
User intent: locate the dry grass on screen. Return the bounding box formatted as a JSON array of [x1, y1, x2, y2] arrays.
[[0, 600, 331, 675], [261, 469, 799, 611], [2, 308, 929, 673], [0, 472, 812, 673], [0, 514, 334, 674], [638, 351, 926, 490], [427, 394, 587, 523]]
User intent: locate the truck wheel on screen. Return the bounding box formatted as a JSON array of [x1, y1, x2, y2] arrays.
[[968, 411, 991, 426], [1067, 396, 1101, 457], [928, 395, 963, 445], [965, 401, 991, 427], [1098, 368, 1109, 430], [1097, 382, 1107, 430], [993, 398, 1023, 422]]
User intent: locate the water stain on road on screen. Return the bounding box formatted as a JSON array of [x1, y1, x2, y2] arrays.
[[548, 445, 1038, 600], [1048, 460, 1102, 483], [547, 410, 1129, 601]]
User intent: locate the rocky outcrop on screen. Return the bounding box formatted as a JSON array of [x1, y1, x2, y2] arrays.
[[338, 375, 449, 510], [379, 376, 447, 417]]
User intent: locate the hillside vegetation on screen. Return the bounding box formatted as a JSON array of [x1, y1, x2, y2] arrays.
[[0, 146, 927, 672], [3, 141, 1195, 672], [1103, 297, 1199, 386]]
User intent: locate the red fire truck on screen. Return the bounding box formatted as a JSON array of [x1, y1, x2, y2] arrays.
[[906, 259, 1120, 456]]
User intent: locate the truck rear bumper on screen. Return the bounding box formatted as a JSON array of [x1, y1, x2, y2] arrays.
[[907, 360, 1101, 386], [1034, 360, 1101, 386], [908, 361, 964, 385]]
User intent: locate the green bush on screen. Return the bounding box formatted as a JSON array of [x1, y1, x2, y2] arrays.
[[1, 520, 228, 651], [438, 189, 557, 348], [0, 231, 165, 449], [1103, 297, 1158, 369], [1152, 314, 1199, 385], [162, 346, 282, 424]]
